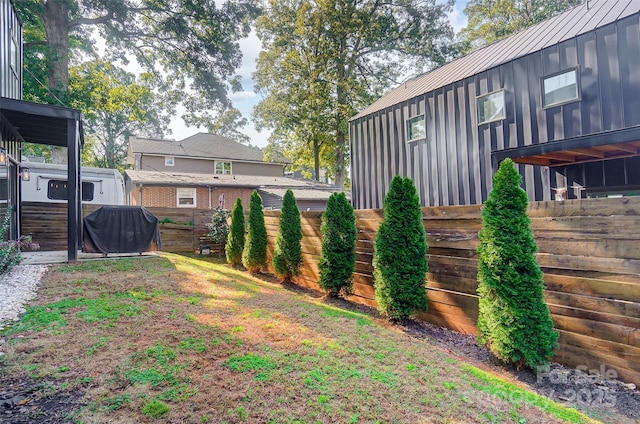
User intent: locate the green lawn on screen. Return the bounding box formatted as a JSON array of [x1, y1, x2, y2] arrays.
[[0, 253, 614, 423]]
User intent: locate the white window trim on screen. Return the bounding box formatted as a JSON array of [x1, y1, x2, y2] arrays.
[[165, 156, 175, 166], [214, 161, 232, 175], [176, 187, 196, 208], [476, 89, 506, 125], [406, 114, 426, 143], [542, 68, 580, 109]]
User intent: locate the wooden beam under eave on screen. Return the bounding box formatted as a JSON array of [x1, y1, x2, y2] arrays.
[[566, 148, 605, 158], [613, 143, 640, 154], [513, 156, 551, 166], [539, 151, 577, 162]]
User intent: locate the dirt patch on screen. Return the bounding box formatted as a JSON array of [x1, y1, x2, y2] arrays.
[[0, 374, 84, 423]]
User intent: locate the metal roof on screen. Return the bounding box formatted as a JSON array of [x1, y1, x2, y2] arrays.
[[351, 0, 640, 120], [129, 133, 275, 163], [0, 96, 84, 147]]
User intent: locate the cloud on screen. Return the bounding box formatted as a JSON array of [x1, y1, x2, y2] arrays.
[[229, 91, 257, 101]]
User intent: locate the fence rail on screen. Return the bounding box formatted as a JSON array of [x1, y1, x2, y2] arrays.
[[20, 197, 640, 385]]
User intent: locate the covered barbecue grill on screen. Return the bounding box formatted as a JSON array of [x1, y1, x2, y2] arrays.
[[83, 205, 161, 255]]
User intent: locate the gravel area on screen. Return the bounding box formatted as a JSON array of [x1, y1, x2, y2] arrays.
[[0, 265, 48, 325]]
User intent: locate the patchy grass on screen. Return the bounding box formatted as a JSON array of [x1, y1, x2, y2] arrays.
[[0, 253, 623, 423]]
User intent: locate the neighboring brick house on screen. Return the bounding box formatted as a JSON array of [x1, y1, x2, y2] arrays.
[[127, 133, 287, 177], [124, 170, 343, 211]]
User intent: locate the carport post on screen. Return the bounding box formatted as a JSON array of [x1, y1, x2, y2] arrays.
[[67, 119, 79, 262]]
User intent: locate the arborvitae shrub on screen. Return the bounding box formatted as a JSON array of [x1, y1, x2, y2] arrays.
[[272, 189, 303, 282], [226, 198, 245, 267], [318, 192, 356, 297], [373, 176, 428, 320], [476, 158, 558, 369], [242, 191, 268, 273]]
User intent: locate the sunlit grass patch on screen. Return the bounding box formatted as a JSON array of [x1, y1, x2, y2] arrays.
[[463, 365, 598, 423]]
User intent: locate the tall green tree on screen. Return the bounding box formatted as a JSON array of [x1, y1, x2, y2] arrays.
[[68, 60, 171, 169], [226, 198, 246, 267], [254, 0, 455, 188], [272, 189, 303, 282], [461, 0, 581, 49], [14, 0, 260, 124], [243, 191, 268, 273], [476, 158, 558, 369], [318, 192, 356, 297], [205, 108, 251, 144], [373, 176, 428, 321]]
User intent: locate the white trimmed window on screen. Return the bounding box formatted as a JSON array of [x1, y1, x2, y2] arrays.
[[477, 90, 506, 125], [406, 115, 426, 142], [215, 161, 231, 175], [543, 69, 579, 108], [165, 156, 175, 166], [176, 187, 196, 208]]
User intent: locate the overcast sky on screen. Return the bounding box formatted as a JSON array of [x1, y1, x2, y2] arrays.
[[168, 1, 469, 147]]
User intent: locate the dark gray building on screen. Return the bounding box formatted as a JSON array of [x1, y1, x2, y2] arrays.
[[349, 0, 640, 209]]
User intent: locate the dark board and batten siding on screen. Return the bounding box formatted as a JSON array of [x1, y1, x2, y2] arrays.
[[0, 0, 22, 100], [350, 14, 640, 209]]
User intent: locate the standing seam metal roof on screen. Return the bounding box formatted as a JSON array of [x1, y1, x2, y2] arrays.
[[351, 0, 640, 121]]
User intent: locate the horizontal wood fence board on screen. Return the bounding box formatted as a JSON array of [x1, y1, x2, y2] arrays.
[[544, 273, 640, 303], [19, 197, 640, 386], [536, 253, 640, 274], [427, 274, 478, 296], [552, 314, 638, 347], [536, 238, 640, 260], [548, 303, 640, 331], [527, 197, 640, 217], [419, 205, 483, 219], [545, 290, 640, 319]]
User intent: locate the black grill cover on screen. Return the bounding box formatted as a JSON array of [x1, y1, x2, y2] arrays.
[[83, 206, 162, 254]]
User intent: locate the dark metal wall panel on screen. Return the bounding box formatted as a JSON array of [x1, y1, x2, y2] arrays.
[[619, 15, 640, 126], [597, 23, 623, 131]]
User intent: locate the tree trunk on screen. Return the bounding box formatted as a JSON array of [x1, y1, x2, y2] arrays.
[[42, 0, 71, 103], [334, 38, 348, 190], [313, 133, 320, 182]]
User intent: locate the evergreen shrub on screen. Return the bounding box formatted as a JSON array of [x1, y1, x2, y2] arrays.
[[242, 191, 267, 273], [373, 176, 428, 320], [226, 198, 245, 267], [476, 158, 558, 369], [272, 189, 302, 282], [318, 192, 356, 296]]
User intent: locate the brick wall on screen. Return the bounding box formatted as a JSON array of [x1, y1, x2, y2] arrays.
[[129, 186, 254, 210]]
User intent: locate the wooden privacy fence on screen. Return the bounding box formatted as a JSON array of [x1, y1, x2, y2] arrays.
[[21, 198, 640, 385], [264, 197, 640, 386], [21, 203, 214, 253]]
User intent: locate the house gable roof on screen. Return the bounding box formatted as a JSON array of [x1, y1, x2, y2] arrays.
[[129, 133, 271, 163], [351, 0, 640, 121]]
